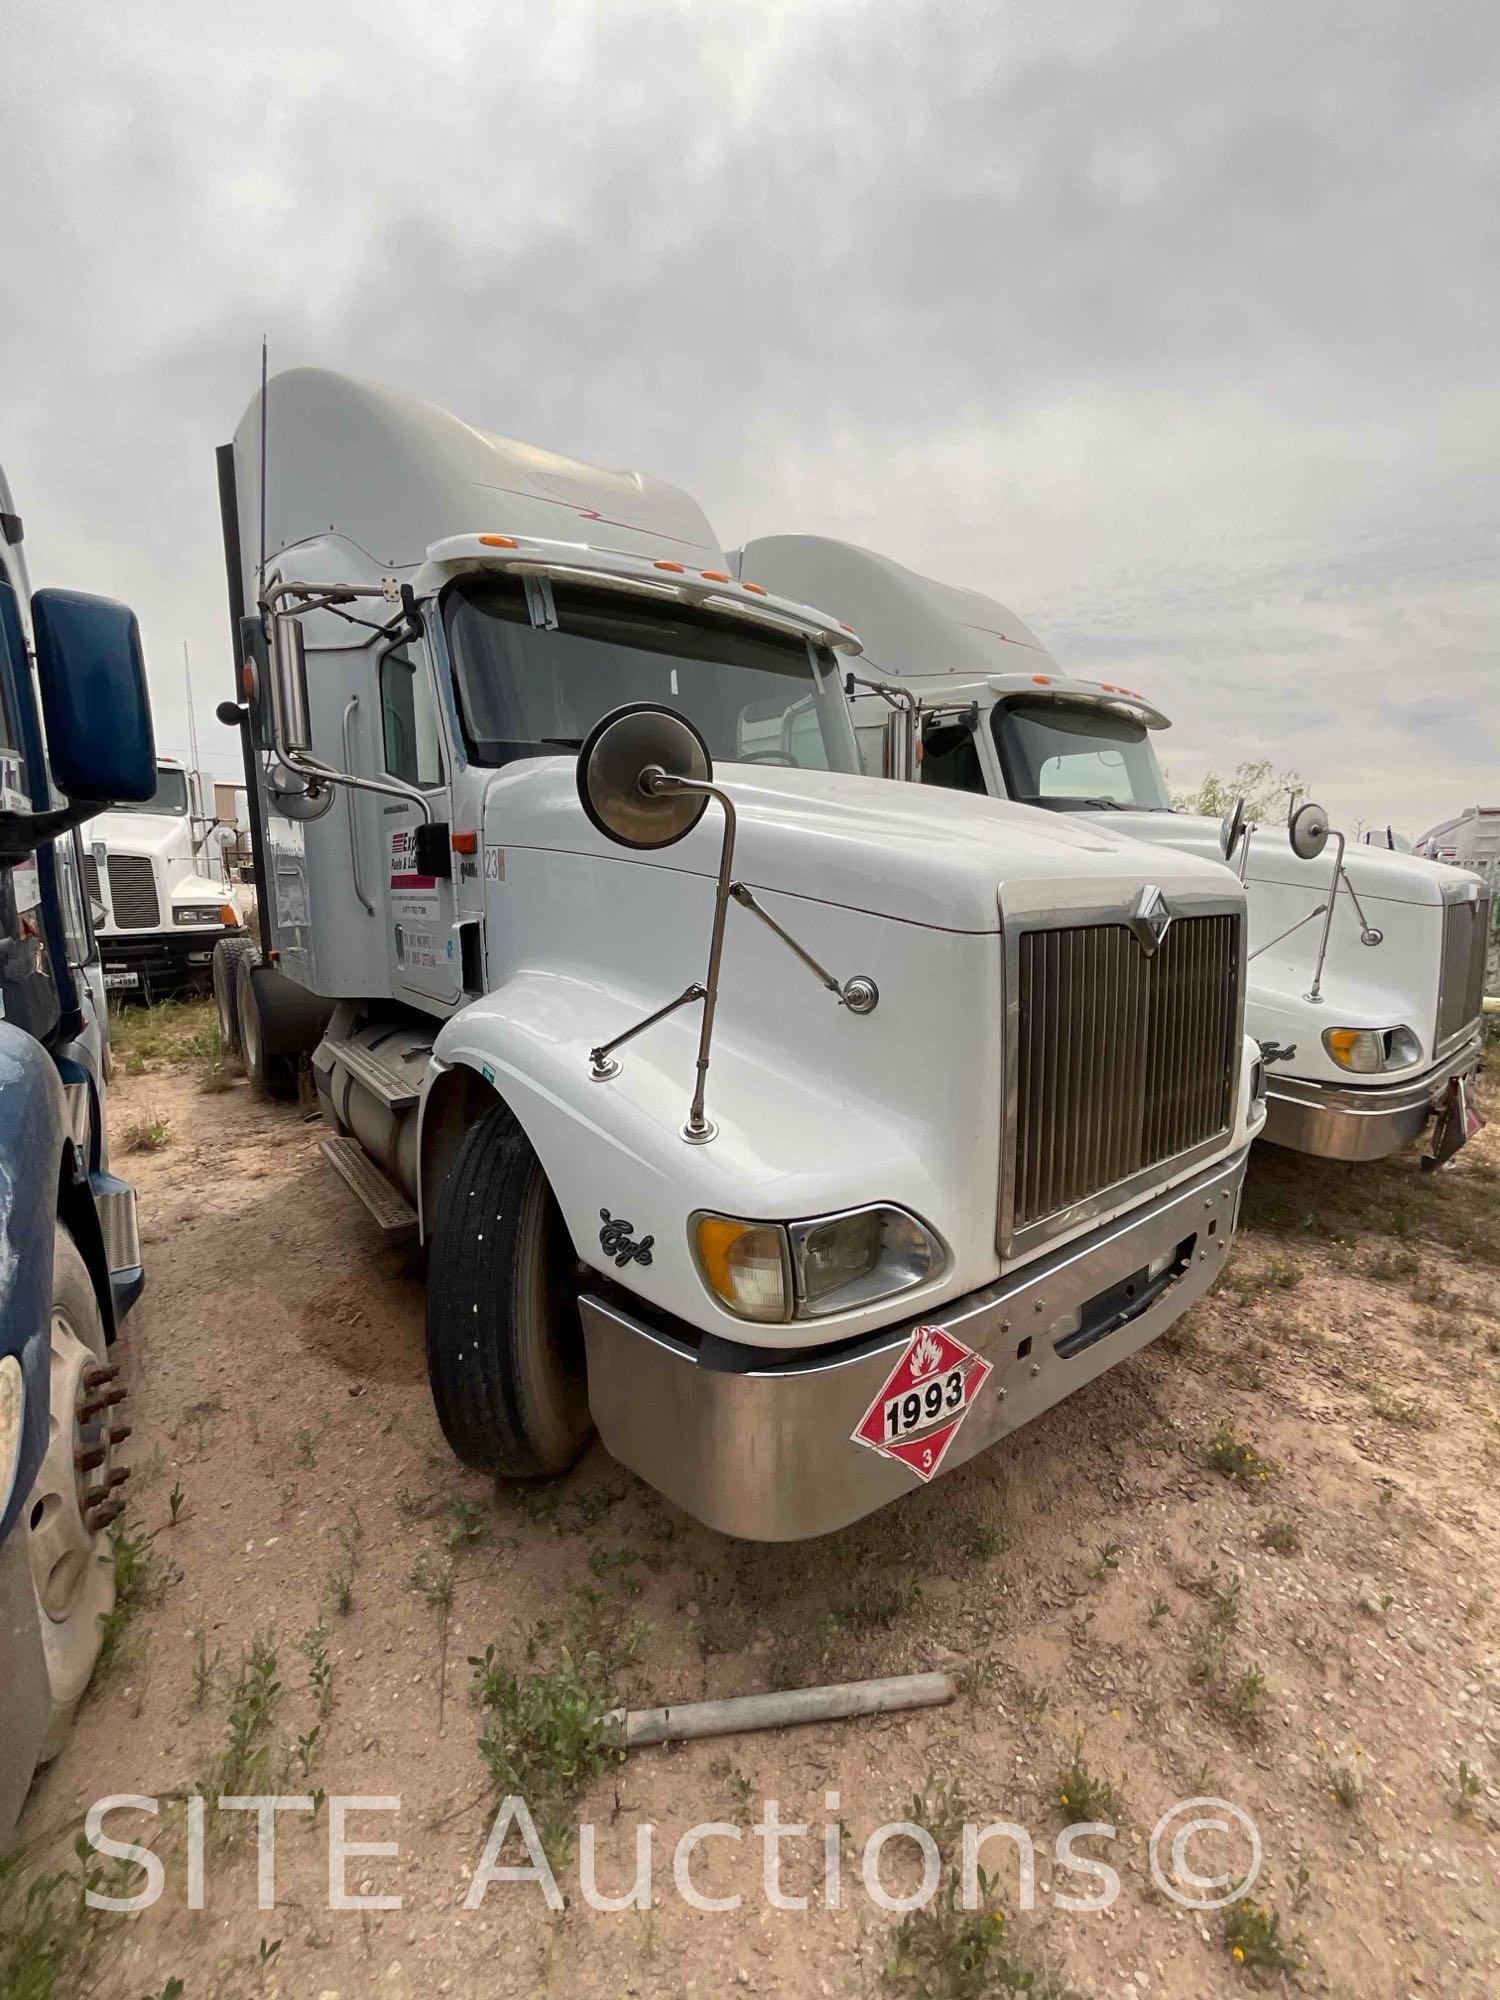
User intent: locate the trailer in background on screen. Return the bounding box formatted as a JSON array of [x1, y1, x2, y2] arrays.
[[1417, 808, 1500, 996]]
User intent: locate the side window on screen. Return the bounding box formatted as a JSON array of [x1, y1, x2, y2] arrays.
[[921, 721, 986, 795], [380, 649, 443, 788]]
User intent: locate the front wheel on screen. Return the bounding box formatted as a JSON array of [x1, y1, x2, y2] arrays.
[[425, 1102, 592, 1478], [212, 934, 259, 1060], [234, 950, 296, 1099], [29, 1230, 119, 1760]]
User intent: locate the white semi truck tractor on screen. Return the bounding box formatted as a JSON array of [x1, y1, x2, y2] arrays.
[[213, 370, 1266, 1540], [86, 756, 247, 999], [735, 537, 1488, 1171]]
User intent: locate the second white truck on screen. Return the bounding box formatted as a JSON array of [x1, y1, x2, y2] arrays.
[[736, 536, 1488, 1168], [212, 369, 1266, 1540], [85, 756, 247, 998]]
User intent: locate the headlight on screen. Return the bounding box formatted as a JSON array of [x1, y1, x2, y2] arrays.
[[1323, 1026, 1422, 1074], [173, 904, 224, 926], [789, 1205, 940, 1316], [692, 1205, 942, 1323]]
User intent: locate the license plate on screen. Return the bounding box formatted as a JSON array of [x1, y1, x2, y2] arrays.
[[103, 971, 140, 990]]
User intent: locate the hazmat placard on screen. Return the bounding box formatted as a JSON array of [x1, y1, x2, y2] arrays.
[[850, 1324, 992, 1482]]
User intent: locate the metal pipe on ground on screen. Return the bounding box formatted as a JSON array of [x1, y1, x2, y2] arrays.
[[601, 1672, 955, 1750]]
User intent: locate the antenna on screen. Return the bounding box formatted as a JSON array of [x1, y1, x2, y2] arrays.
[[258, 335, 268, 594], [182, 640, 201, 775]]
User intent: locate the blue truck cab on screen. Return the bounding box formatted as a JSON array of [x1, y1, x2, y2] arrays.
[[0, 463, 157, 1845]]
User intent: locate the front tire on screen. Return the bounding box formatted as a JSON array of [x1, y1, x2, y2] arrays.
[[213, 934, 258, 1060], [425, 1102, 592, 1478], [234, 950, 296, 1099], [29, 1230, 117, 1760]]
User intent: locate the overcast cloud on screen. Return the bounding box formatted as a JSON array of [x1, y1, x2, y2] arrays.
[[4, 0, 1495, 835]]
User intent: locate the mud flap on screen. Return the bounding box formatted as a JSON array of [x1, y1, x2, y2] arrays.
[[1422, 1075, 1484, 1170]]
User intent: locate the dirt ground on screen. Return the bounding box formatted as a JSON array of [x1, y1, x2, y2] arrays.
[[12, 1002, 1500, 1998]]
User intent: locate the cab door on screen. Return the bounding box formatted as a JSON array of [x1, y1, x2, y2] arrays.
[[377, 641, 462, 1010]]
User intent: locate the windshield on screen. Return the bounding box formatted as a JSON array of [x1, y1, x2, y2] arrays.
[[444, 576, 860, 774], [114, 766, 189, 815], [992, 699, 1170, 811]]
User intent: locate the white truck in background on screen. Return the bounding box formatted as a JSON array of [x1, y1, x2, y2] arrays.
[[1417, 807, 1500, 999], [734, 537, 1489, 1168], [212, 368, 1266, 1541], [85, 756, 247, 998]]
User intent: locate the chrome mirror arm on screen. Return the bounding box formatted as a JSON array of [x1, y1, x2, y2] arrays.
[[587, 767, 878, 1142]]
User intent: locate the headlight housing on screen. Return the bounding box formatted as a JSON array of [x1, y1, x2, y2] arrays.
[[692, 1205, 943, 1323], [1322, 1025, 1422, 1074], [173, 904, 228, 926]]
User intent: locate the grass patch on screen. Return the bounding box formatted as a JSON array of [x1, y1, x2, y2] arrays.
[[469, 1643, 621, 1862], [98, 1520, 177, 1672], [1057, 1737, 1122, 1825], [117, 1110, 169, 1154], [885, 1873, 1056, 1998], [108, 996, 219, 1071], [1222, 1895, 1303, 1973], [1366, 1244, 1421, 1281], [1205, 1420, 1274, 1483], [0, 1847, 74, 1999], [1261, 1517, 1300, 1555], [1364, 1378, 1430, 1428]]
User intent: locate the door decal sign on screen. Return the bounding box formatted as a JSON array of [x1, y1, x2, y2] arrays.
[[851, 1324, 992, 1483]]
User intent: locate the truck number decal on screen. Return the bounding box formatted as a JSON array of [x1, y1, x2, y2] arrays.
[[852, 1324, 992, 1484]]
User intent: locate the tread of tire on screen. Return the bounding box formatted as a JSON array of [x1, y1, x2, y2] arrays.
[[425, 1103, 583, 1478]]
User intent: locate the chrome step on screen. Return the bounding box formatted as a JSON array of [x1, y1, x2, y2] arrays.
[[319, 1036, 421, 1111], [318, 1136, 417, 1236]]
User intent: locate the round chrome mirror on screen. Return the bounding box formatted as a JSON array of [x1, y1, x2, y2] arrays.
[[1288, 800, 1330, 862], [576, 704, 712, 850], [1219, 795, 1246, 861], [267, 761, 335, 822]]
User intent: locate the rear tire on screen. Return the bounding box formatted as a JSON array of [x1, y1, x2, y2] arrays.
[[213, 934, 258, 1060], [29, 1230, 116, 1761], [425, 1101, 592, 1478], [234, 950, 296, 1099]]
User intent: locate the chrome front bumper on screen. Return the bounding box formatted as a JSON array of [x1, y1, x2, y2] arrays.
[[1262, 1031, 1483, 1162], [580, 1146, 1249, 1541]]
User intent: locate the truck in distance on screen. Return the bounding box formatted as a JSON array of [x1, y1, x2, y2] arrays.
[[215, 369, 1265, 1541], [85, 754, 247, 1000], [736, 536, 1488, 1170]]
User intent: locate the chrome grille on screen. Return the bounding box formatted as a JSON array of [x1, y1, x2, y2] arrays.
[[1435, 895, 1489, 1053], [1011, 913, 1240, 1239], [83, 854, 102, 905], [105, 854, 160, 929]]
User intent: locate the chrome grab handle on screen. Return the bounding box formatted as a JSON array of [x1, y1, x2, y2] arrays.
[[341, 695, 374, 916]]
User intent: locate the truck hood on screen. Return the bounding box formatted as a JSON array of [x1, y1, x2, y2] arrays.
[[1077, 810, 1478, 907], [480, 761, 1245, 932], [87, 811, 189, 862]]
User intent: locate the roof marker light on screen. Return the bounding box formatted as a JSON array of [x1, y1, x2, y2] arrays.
[[654, 560, 685, 573], [742, 582, 767, 595], [478, 534, 518, 549], [700, 570, 730, 583], [1032, 674, 1052, 685]]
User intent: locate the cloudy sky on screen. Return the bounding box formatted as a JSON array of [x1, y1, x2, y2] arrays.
[[5, 0, 1496, 836]]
